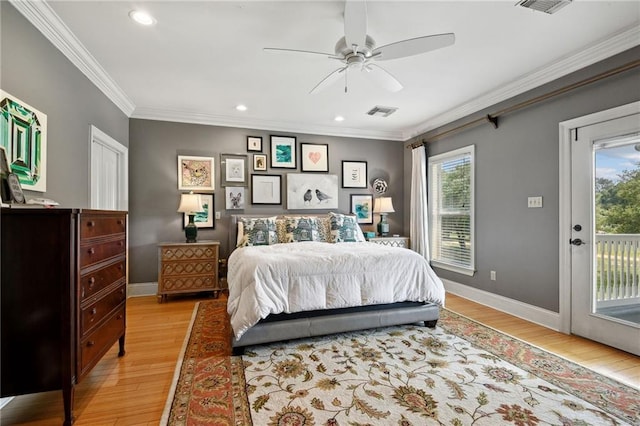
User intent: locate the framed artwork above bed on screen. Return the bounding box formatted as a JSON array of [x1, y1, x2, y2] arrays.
[[287, 173, 338, 210], [251, 174, 281, 205], [350, 194, 373, 224]]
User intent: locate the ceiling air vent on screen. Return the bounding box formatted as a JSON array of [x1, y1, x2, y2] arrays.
[[516, 0, 571, 14], [366, 105, 398, 117]]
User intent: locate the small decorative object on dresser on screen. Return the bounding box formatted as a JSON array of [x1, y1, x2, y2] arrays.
[[177, 192, 204, 243], [157, 240, 220, 303], [369, 236, 410, 249]]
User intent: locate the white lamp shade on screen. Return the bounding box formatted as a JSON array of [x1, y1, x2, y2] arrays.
[[177, 193, 203, 214], [373, 197, 395, 213]]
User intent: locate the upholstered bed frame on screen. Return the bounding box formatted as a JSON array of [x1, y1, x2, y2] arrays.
[[227, 215, 440, 353]]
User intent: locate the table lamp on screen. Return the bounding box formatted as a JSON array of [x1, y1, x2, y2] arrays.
[[374, 197, 395, 237], [177, 192, 203, 243]]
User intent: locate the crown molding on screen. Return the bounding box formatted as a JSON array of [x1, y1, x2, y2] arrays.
[[403, 24, 640, 141], [131, 107, 404, 141], [9, 0, 136, 116]]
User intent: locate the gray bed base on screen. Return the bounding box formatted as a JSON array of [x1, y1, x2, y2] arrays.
[[232, 301, 440, 354], [227, 215, 440, 354]]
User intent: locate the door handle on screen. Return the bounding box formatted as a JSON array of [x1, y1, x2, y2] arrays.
[[570, 238, 586, 246]]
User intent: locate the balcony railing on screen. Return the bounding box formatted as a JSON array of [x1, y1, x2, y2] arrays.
[[596, 234, 640, 305]]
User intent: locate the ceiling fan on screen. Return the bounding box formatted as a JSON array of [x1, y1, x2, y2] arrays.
[[264, 0, 455, 94]]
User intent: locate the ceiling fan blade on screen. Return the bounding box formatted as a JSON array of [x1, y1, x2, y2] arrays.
[[364, 64, 403, 92], [372, 33, 455, 61], [310, 67, 346, 95], [263, 47, 339, 59], [344, 0, 367, 51]]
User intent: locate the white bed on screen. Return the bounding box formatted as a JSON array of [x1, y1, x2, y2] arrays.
[[226, 214, 445, 351]]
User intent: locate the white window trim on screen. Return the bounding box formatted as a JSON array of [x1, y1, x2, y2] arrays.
[[428, 145, 476, 276]]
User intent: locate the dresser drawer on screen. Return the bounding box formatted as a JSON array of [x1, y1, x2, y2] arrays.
[[80, 215, 126, 240], [161, 260, 216, 277], [81, 283, 126, 336], [161, 275, 215, 292], [161, 245, 218, 262], [79, 306, 125, 377], [80, 238, 126, 269], [80, 260, 126, 300]]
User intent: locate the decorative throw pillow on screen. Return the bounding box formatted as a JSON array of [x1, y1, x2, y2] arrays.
[[237, 216, 278, 247], [283, 216, 320, 243], [316, 216, 332, 242], [328, 212, 365, 243]]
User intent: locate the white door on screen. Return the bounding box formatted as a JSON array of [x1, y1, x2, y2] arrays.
[[90, 126, 128, 210], [570, 113, 640, 355]]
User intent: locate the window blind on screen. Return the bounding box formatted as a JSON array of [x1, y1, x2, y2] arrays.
[[428, 146, 475, 275]]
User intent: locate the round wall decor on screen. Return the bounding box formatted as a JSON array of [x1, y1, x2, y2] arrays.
[[372, 178, 388, 195]]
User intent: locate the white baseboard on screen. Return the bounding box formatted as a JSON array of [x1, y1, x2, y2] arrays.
[[442, 279, 562, 332], [128, 282, 157, 297]]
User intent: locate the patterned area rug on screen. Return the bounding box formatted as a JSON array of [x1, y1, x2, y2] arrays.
[[162, 300, 639, 425]]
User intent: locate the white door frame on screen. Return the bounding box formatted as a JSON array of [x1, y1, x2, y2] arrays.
[[558, 101, 640, 334], [89, 125, 128, 210]]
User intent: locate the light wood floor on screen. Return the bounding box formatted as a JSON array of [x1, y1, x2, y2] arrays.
[[1, 293, 638, 425]]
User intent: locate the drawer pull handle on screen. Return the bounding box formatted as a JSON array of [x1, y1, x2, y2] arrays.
[[118, 241, 124, 246], [88, 248, 95, 254], [91, 308, 97, 315], [88, 277, 95, 284], [120, 288, 125, 294], [118, 264, 123, 270], [87, 340, 95, 347], [117, 314, 123, 320], [87, 221, 95, 227], [117, 219, 124, 225]]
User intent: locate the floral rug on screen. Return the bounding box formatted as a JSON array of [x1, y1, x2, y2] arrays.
[[162, 300, 639, 425]]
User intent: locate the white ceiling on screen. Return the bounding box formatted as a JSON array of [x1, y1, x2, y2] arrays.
[[14, 1, 640, 141]]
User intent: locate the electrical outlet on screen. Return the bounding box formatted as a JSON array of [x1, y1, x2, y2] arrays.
[[527, 196, 543, 208], [490, 270, 496, 281], [215, 211, 221, 220]]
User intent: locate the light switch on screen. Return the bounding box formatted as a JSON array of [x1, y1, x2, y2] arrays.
[[527, 196, 543, 208]]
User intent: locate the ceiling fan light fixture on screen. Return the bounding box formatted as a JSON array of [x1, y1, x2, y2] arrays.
[[129, 10, 156, 26], [334, 115, 345, 122], [235, 104, 248, 112]]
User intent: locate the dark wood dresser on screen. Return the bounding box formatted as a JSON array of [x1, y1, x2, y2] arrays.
[[1, 208, 127, 425]]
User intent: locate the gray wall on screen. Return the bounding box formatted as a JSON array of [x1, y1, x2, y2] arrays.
[[0, 2, 129, 206], [129, 119, 403, 283], [403, 46, 640, 312]]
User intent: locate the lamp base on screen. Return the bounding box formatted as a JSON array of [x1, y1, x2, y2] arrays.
[[185, 214, 198, 243], [377, 213, 389, 237]]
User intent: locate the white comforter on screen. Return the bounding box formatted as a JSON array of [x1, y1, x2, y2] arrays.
[[227, 242, 445, 340]]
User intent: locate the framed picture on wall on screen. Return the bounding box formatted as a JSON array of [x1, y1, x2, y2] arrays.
[[225, 187, 246, 210], [251, 174, 281, 205], [253, 154, 267, 171], [247, 136, 263, 152], [300, 143, 329, 172], [178, 155, 215, 191], [183, 194, 214, 229], [286, 173, 338, 210], [220, 153, 248, 187], [342, 160, 368, 188], [350, 194, 374, 224], [270, 135, 296, 169]]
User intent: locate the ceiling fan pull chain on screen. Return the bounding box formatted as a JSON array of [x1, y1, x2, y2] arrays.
[[345, 68, 348, 93]]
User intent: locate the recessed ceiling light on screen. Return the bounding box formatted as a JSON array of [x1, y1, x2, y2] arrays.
[[129, 10, 156, 26], [236, 104, 248, 112], [334, 115, 345, 122]]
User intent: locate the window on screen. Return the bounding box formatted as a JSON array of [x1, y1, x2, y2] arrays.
[[428, 145, 475, 275]]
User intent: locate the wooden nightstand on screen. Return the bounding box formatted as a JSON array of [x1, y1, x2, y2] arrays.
[[368, 236, 410, 249], [157, 240, 220, 303]]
